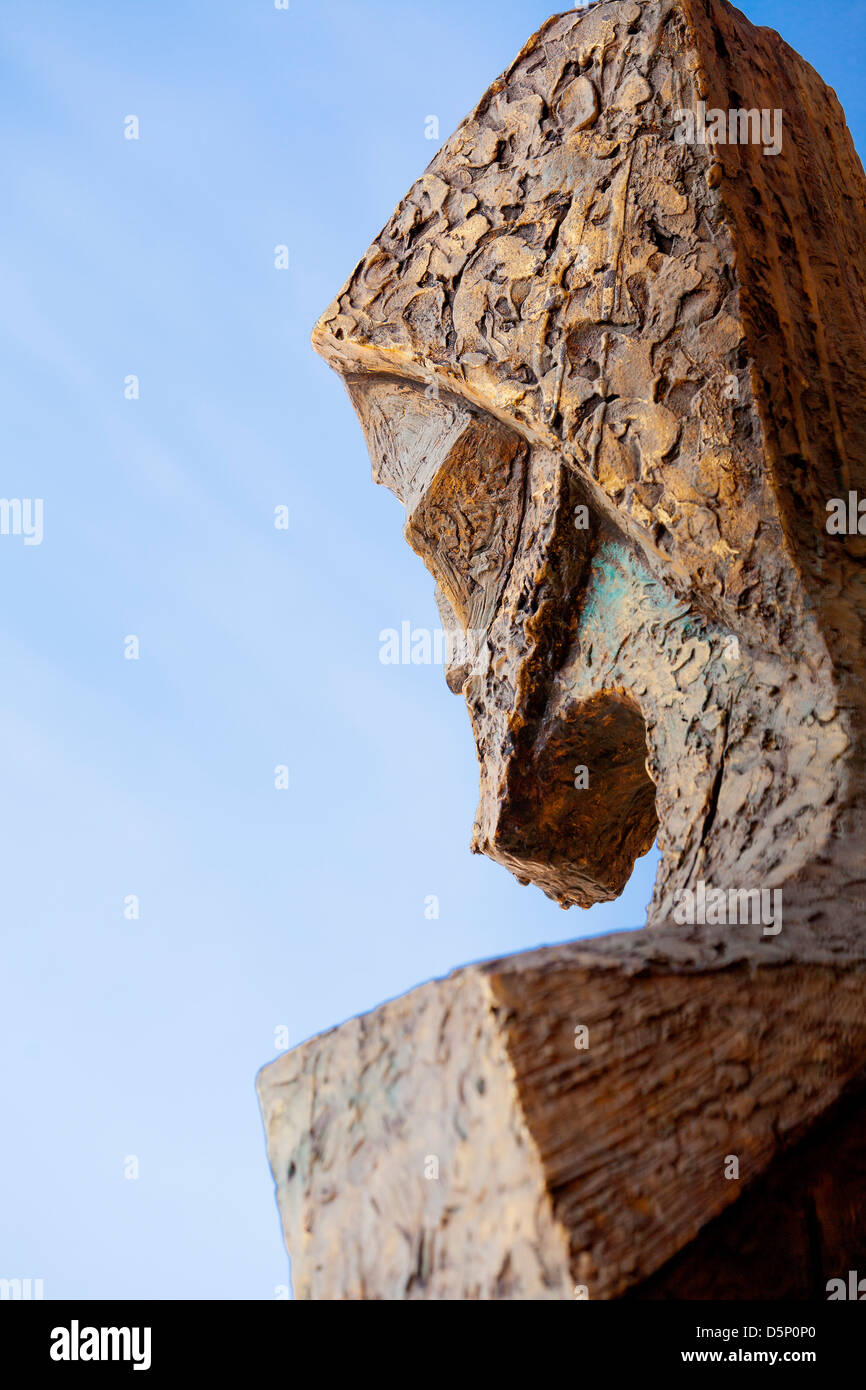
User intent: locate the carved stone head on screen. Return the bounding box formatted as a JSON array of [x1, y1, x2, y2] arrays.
[[313, 0, 866, 952]]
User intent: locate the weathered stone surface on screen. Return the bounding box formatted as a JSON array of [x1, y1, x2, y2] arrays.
[[258, 951, 866, 1299], [629, 1082, 866, 1299], [260, 0, 866, 1298], [258, 971, 573, 1300], [314, 0, 866, 946]]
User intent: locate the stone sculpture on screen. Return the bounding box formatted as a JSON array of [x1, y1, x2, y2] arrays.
[[259, 0, 866, 1298]]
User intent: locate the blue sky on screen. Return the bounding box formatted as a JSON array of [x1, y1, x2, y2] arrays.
[[0, 0, 862, 1300]]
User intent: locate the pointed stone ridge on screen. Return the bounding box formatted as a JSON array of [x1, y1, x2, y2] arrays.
[[313, 0, 866, 662], [313, 0, 866, 939]]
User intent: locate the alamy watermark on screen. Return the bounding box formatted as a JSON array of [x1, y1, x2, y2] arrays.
[[0, 498, 43, 545], [827, 1271, 866, 1299], [673, 101, 782, 157], [50, 1322, 151, 1371], [0, 1277, 43, 1300], [826, 491, 866, 535], [379, 623, 485, 667], [672, 880, 782, 935]]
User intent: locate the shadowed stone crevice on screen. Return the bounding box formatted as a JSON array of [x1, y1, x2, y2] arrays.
[[497, 691, 659, 906], [624, 1078, 866, 1300]]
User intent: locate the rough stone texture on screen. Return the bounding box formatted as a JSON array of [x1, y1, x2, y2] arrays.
[[258, 952, 866, 1300], [315, 0, 866, 948], [258, 973, 572, 1300], [260, 0, 866, 1298], [629, 1082, 866, 1299]]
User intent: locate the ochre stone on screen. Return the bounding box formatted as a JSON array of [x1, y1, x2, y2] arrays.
[[260, 0, 866, 1298]]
